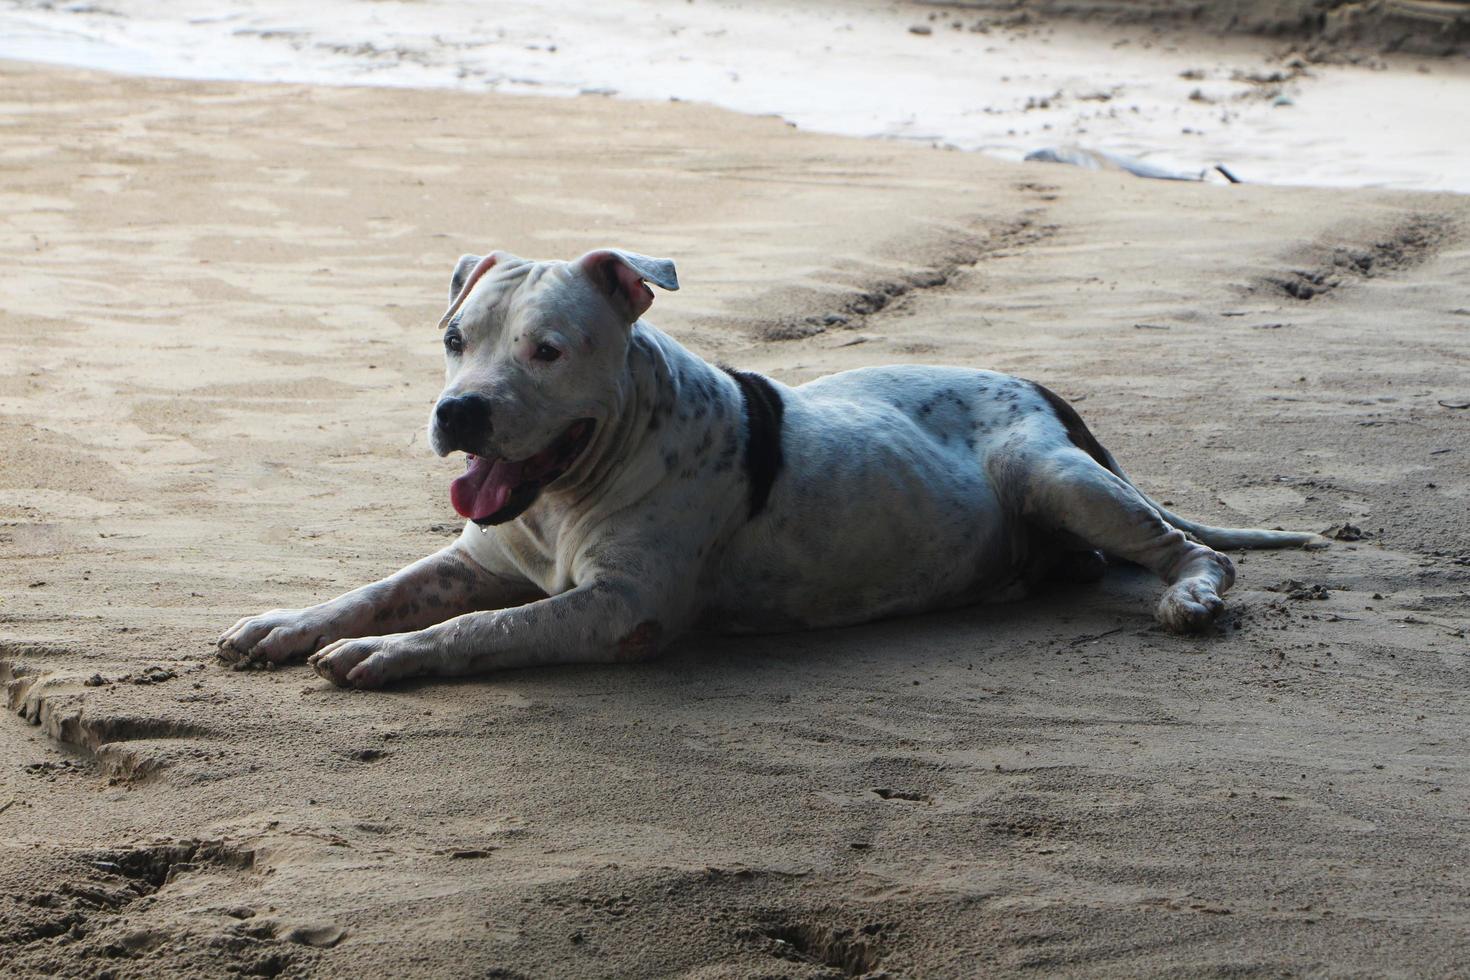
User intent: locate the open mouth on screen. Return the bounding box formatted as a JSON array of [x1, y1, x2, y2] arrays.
[[450, 420, 595, 526]]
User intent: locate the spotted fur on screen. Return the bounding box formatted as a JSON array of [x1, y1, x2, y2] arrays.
[[218, 249, 1327, 689]]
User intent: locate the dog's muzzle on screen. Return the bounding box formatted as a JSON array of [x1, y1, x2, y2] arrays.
[[434, 393, 492, 452], [448, 419, 596, 527]]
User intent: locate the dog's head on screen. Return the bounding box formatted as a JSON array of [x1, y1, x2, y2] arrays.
[[427, 248, 679, 525]]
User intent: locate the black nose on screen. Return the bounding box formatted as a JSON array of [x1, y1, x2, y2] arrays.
[[435, 393, 492, 446]]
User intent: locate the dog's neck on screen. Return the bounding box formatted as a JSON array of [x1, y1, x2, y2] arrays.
[[487, 321, 745, 593], [543, 320, 742, 517]]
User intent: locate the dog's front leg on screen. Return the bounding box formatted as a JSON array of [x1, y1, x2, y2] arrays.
[[217, 544, 541, 667], [308, 575, 682, 689]]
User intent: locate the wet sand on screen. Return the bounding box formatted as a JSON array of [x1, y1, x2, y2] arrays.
[[2, 59, 1470, 977], [3, 0, 1469, 191]]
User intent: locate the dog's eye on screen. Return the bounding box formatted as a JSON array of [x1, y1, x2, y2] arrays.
[[444, 330, 463, 354], [532, 343, 562, 363]]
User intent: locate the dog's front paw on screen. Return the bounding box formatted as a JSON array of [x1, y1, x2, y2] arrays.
[[309, 634, 420, 690], [217, 608, 335, 667]]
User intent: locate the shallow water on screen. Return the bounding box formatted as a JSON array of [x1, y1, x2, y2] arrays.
[[3, 0, 1467, 192]]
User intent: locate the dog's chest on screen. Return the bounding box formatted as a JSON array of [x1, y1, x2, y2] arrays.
[[487, 507, 575, 594]]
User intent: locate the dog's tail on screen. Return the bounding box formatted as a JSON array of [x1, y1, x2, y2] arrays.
[[1101, 447, 1329, 551], [1030, 381, 1329, 551]]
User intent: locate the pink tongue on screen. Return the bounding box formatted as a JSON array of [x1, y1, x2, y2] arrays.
[[450, 455, 525, 521]]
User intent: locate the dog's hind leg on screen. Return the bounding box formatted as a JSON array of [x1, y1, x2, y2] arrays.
[[999, 445, 1235, 633]]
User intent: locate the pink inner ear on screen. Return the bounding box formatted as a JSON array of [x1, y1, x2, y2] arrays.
[[439, 253, 500, 326], [610, 261, 655, 319], [580, 250, 655, 320]]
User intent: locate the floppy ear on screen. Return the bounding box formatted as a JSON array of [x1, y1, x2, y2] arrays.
[[439, 252, 502, 328], [449, 254, 482, 304], [576, 249, 679, 322]]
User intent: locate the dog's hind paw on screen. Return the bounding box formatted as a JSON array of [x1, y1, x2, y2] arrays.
[[1156, 579, 1225, 634]]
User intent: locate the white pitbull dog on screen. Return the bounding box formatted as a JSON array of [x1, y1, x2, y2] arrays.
[[218, 248, 1325, 688]]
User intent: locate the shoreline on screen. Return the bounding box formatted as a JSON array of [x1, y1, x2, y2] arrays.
[[2, 0, 1468, 193]]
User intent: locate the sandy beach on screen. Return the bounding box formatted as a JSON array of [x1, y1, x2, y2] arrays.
[[4, 0, 1470, 191], [2, 30, 1470, 980]]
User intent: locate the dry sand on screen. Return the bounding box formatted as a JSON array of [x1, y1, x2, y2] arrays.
[[2, 58, 1469, 978]]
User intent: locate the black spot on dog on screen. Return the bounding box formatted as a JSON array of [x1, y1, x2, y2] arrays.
[[436, 554, 479, 587], [1027, 380, 1114, 470], [722, 368, 786, 520]]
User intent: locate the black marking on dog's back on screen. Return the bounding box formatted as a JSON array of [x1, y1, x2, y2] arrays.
[[723, 368, 785, 518], [1028, 380, 1115, 472]]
